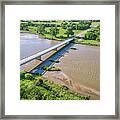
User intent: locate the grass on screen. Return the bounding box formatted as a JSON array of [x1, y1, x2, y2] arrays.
[[91, 22, 100, 27], [78, 40, 100, 46], [28, 26, 37, 34], [20, 71, 90, 100], [20, 30, 29, 33], [73, 30, 83, 35]]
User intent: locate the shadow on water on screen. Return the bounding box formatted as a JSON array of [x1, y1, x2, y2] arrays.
[[30, 42, 74, 75]]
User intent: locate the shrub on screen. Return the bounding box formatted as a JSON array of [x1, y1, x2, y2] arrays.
[[62, 85, 69, 90], [35, 77, 44, 86], [20, 71, 26, 79], [25, 73, 34, 80], [35, 79, 43, 86]]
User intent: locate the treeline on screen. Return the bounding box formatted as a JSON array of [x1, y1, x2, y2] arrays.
[[61, 20, 91, 30], [84, 25, 100, 41], [20, 20, 92, 31], [20, 20, 94, 39]]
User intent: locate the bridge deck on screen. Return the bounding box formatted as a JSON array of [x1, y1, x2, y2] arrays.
[[20, 36, 75, 65]]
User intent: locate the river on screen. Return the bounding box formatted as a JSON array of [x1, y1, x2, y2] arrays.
[[20, 33, 60, 59], [20, 33, 100, 99]]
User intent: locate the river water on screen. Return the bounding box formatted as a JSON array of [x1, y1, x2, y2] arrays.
[[20, 33, 60, 59], [20, 33, 100, 99], [54, 44, 100, 91]]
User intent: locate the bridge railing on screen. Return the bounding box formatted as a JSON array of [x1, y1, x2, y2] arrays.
[[20, 36, 75, 66]]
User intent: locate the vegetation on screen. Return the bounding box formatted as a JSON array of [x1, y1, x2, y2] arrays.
[[20, 71, 90, 100], [20, 20, 100, 46], [79, 40, 100, 46], [37, 24, 46, 35], [84, 25, 100, 41], [65, 26, 74, 37], [42, 66, 61, 71], [72, 38, 100, 46]]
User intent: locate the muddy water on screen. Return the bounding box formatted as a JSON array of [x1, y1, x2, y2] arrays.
[[54, 44, 100, 92], [20, 33, 60, 71], [20, 33, 60, 59]]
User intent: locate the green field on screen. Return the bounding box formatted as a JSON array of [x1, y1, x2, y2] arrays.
[[78, 40, 100, 46]]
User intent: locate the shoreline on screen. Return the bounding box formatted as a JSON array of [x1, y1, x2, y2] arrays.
[[44, 71, 100, 100], [20, 32, 100, 47]]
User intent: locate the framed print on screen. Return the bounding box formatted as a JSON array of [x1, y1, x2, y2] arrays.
[[0, 0, 119, 119]]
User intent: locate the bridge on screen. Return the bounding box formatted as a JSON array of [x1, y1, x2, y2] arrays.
[[20, 36, 76, 66]]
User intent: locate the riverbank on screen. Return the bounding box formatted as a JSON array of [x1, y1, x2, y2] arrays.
[[44, 44, 100, 99], [20, 20, 100, 46], [73, 39, 100, 46], [20, 31, 100, 46], [20, 71, 90, 100], [44, 71, 100, 100]]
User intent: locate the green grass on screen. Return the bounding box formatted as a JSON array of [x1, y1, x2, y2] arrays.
[[28, 26, 37, 34], [73, 30, 83, 35], [20, 30, 29, 33], [91, 22, 100, 27], [20, 72, 90, 100], [78, 40, 100, 46]]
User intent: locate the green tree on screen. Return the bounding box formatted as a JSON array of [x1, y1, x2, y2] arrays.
[[61, 21, 68, 29], [84, 25, 100, 40], [20, 23, 29, 31], [50, 26, 59, 39], [66, 27, 74, 38], [37, 24, 46, 35]]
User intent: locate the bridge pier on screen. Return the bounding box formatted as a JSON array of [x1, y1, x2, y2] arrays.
[[36, 56, 42, 61], [54, 48, 57, 51]]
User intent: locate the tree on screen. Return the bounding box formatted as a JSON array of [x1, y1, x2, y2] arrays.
[[20, 23, 29, 31], [61, 21, 68, 29], [65, 26, 74, 38], [37, 24, 46, 35], [76, 20, 92, 30], [84, 25, 100, 40], [50, 26, 59, 39]]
